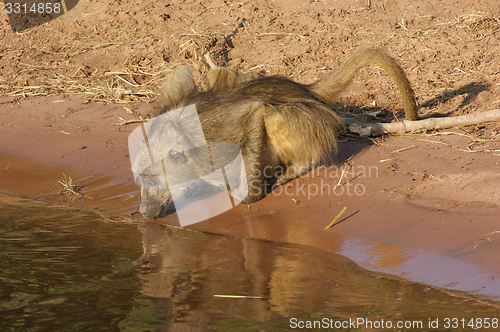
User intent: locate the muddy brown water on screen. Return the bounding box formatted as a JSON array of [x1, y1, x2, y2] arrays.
[[1, 195, 499, 331]]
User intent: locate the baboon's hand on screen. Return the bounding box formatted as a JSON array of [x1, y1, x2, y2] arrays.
[[184, 178, 219, 197], [241, 193, 265, 204], [276, 176, 292, 186]]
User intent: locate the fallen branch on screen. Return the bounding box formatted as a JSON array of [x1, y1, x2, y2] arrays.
[[344, 109, 500, 137]]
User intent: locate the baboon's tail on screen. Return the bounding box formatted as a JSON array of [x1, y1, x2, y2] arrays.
[[309, 44, 418, 120]]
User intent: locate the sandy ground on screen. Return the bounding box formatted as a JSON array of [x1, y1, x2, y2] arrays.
[[1, 0, 500, 300]]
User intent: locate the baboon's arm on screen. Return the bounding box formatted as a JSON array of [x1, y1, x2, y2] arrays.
[[155, 66, 198, 116]]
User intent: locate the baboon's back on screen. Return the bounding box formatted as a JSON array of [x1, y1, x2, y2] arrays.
[[188, 76, 321, 112]]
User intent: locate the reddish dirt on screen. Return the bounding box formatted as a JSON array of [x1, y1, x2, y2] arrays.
[[1, 0, 499, 300]]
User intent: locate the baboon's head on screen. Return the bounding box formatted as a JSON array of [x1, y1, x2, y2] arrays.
[[139, 187, 171, 218], [134, 161, 172, 218], [129, 101, 211, 219], [132, 66, 201, 219], [134, 146, 210, 219], [135, 171, 172, 219]]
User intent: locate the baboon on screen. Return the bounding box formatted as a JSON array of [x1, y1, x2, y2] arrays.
[[134, 44, 418, 218]]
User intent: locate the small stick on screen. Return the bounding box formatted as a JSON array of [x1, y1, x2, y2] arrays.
[[392, 144, 415, 153], [127, 210, 140, 218], [324, 206, 347, 230], [204, 53, 218, 69], [333, 164, 348, 189], [116, 117, 143, 126], [213, 295, 262, 299]]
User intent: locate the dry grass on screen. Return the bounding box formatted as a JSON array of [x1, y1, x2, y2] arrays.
[[0, 30, 240, 102], [3, 60, 169, 103], [57, 174, 84, 200], [0, 38, 175, 103]]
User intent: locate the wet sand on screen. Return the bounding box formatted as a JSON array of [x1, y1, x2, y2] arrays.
[[1, 95, 499, 301]]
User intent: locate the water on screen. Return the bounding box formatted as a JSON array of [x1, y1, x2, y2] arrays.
[[0, 196, 144, 331], [0, 195, 498, 331]]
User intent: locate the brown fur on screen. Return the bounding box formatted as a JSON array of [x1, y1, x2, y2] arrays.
[[206, 67, 253, 91], [137, 45, 417, 218]]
